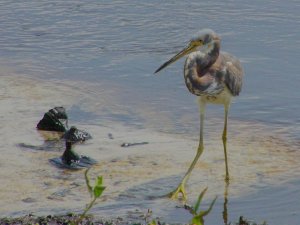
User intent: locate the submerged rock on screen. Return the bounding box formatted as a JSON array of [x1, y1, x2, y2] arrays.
[[49, 141, 97, 170], [25, 108, 92, 153], [62, 126, 92, 143], [37, 106, 68, 132], [62, 141, 81, 165]]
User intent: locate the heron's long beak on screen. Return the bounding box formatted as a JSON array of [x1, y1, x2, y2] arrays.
[[154, 43, 197, 74]]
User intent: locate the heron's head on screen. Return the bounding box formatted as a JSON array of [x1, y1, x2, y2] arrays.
[[155, 29, 220, 74]]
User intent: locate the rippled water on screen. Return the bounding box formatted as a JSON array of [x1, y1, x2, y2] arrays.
[[0, 1, 300, 224]]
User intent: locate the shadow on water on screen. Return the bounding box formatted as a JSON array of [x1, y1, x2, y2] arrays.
[[18, 130, 64, 151]]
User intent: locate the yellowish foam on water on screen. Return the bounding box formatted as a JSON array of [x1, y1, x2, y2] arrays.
[[0, 73, 299, 217]]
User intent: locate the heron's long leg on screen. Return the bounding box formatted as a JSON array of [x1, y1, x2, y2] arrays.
[[223, 104, 230, 182], [169, 101, 206, 201]]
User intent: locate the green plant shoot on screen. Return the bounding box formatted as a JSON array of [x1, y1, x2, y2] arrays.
[[189, 187, 217, 225], [72, 168, 106, 225]]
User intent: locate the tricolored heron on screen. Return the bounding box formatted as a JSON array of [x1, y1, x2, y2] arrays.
[[155, 29, 243, 200]]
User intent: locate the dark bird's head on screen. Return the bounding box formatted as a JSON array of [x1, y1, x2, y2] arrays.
[[155, 29, 220, 73]]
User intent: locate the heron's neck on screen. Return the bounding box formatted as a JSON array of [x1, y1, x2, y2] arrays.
[[199, 41, 220, 71], [183, 41, 221, 96]]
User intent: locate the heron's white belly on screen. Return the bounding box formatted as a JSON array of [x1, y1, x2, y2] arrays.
[[199, 86, 232, 105]]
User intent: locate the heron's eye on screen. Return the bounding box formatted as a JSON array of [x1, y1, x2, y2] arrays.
[[191, 40, 203, 46]]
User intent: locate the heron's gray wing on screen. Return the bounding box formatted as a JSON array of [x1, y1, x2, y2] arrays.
[[221, 52, 244, 96]]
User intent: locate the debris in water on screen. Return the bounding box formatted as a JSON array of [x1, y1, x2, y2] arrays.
[[121, 142, 149, 147]]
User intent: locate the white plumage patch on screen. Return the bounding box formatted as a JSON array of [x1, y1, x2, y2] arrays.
[[200, 86, 232, 105]]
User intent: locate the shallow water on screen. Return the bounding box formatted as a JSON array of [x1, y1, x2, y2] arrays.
[[0, 1, 300, 224], [1, 75, 300, 225]]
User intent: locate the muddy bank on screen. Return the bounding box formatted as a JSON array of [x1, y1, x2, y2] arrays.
[[0, 213, 267, 225]]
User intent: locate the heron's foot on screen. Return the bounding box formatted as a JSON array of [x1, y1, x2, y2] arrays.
[[168, 182, 187, 202]]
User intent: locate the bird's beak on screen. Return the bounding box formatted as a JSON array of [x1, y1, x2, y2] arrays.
[[154, 43, 198, 74]]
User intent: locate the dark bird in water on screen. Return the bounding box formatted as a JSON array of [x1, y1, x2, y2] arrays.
[[155, 29, 243, 200]]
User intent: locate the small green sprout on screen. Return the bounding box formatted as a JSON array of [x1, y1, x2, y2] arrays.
[[187, 187, 217, 225], [72, 168, 106, 225]]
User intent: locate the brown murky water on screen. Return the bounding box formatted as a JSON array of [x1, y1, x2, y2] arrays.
[[1, 74, 299, 224]]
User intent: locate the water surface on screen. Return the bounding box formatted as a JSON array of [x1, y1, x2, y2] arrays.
[[0, 1, 300, 224]]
